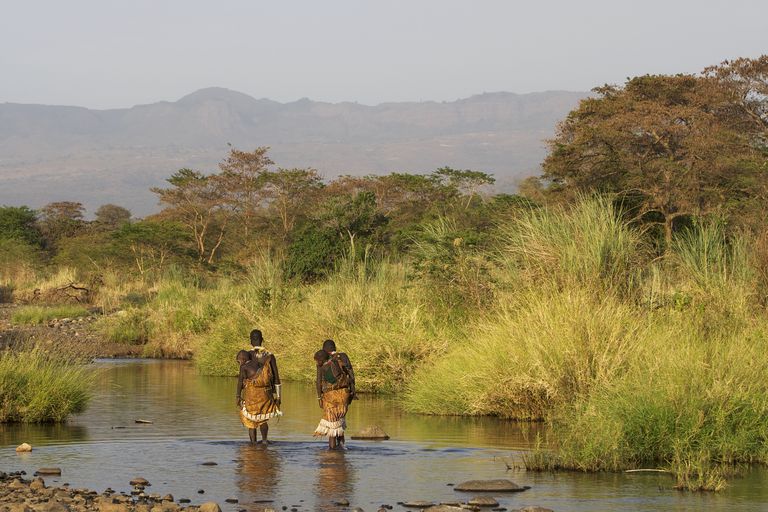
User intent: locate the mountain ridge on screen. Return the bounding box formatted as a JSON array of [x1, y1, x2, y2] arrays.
[[0, 88, 586, 216]]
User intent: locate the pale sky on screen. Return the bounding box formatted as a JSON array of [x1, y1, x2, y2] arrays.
[[1, 0, 766, 109]]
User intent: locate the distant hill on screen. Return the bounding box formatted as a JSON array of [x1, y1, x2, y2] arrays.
[[0, 88, 586, 216]]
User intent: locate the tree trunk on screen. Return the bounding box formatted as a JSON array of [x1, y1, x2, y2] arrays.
[[664, 215, 674, 251]]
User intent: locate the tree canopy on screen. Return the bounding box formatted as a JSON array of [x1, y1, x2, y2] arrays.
[[541, 56, 768, 244]]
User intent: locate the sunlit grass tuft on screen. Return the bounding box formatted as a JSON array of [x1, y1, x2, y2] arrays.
[[0, 350, 92, 423], [11, 304, 90, 325]]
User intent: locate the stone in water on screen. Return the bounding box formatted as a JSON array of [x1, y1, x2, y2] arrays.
[[35, 468, 62, 476], [350, 425, 390, 440], [403, 501, 435, 508], [454, 480, 529, 492], [467, 496, 499, 507]]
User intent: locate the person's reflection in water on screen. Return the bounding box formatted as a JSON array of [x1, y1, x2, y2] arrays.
[[314, 448, 355, 511], [235, 444, 282, 506]]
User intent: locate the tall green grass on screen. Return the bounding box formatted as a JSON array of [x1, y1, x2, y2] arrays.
[[195, 261, 454, 392], [404, 199, 768, 490], [498, 196, 644, 294], [406, 197, 648, 417], [405, 289, 648, 419], [0, 350, 92, 422]]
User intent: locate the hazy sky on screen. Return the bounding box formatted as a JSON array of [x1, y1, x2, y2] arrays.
[[1, 0, 766, 109]]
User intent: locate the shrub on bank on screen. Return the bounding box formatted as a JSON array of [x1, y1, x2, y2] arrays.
[[0, 350, 92, 423]]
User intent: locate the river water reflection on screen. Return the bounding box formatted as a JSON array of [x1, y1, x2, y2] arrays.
[[2, 359, 767, 511]]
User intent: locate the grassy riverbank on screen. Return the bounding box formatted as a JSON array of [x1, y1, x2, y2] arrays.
[[11, 304, 90, 325], [0, 350, 92, 422], [4, 197, 768, 488]]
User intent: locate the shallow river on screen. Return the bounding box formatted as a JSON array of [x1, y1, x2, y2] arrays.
[[2, 359, 767, 511]]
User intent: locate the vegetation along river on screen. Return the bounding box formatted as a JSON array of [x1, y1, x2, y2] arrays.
[[2, 359, 768, 511]]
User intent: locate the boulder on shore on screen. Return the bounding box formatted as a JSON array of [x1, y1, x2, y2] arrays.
[[350, 425, 390, 440], [199, 503, 221, 512], [454, 479, 529, 492]]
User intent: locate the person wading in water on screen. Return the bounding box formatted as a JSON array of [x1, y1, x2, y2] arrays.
[[236, 331, 282, 443], [313, 339, 356, 449]]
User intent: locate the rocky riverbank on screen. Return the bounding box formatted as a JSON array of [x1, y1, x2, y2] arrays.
[[0, 304, 141, 359], [0, 471, 219, 512], [0, 471, 555, 512]]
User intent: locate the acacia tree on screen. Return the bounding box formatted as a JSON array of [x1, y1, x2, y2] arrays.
[[113, 220, 188, 275], [262, 167, 323, 239], [39, 201, 86, 246], [218, 146, 273, 240], [0, 206, 42, 246], [94, 204, 132, 230], [542, 58, 768, 246], [151, 169, 229, 264], [432, 167, 495, 209]]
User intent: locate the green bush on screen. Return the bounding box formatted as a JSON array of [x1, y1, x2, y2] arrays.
[[283, 224, 343, 282]]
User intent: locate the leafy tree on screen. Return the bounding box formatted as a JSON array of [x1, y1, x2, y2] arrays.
[[262, 167, 324, 239], [217, 146, 273, 240], [39, 201, 86, 246], [54, 232, 122, 272], [282, 224, 343, 282], [0, 206, 42, 246], [152, 169, 229, 264], [432, 167, 496, 209], [94, 204, 131, 230], [324, 191, 388, 256], [542, 59, 768, 245], [113, 220, 190, 275]]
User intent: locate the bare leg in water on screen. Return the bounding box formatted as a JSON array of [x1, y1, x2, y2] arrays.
[[329, 436, 338, 450], [248, 428, 258, 444], [259, 423, 269, 444]]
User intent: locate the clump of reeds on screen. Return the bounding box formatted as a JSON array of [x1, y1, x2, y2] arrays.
[[499, 195, 645, 295], [404, 288, 648, 418], [0, 349, 92, 423]]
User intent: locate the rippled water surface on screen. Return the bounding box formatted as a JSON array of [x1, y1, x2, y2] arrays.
[[2, 359, 767, 511]]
